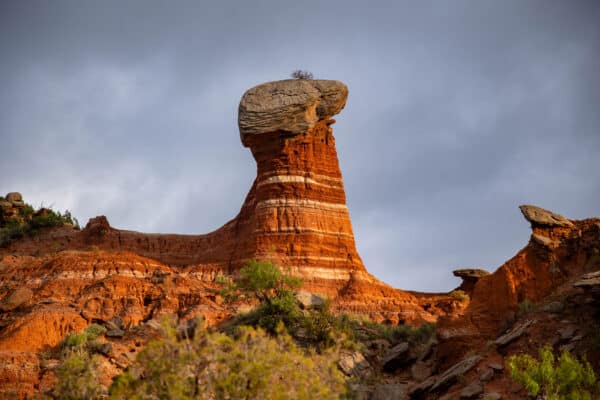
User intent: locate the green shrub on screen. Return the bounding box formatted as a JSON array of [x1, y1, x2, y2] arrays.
[[0, 221, 26, 246], [508, 345, 600, 399], [53, 324, 107, 399], [61, 324, 106, 353], [18, 204, 34, 219], [220, 260, 304, 335], [0, 202, 79, 247], [519, 299, 536, 315], [238, 260, 302, 303], [450, 290, 470, 302], [108, 322, 346, 400], [350, 317, 435, 346], [54, 351, 103, 400]]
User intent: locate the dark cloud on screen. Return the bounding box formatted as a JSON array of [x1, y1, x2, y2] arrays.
[[1, 1, 599, 291]]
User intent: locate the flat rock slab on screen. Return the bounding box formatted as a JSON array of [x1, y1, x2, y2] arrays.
[[411, 355, 482, 395], [460, 382, 483, 398], [519, 205, 573, 227], [495, 319, 535, 347], [452, 269, 490, 280], [382, 341, 411, 372], [338, 350, 371, 377], [557, 326, 577, 341], [431, 355, 482, 391], [574, 270, 600, 289]]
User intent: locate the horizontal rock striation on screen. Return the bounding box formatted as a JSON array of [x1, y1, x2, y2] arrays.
[[1, 80, 444, 315], [71, 80, 365, 295]]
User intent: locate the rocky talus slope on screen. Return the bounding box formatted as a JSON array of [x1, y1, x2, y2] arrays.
[[332, 206, 600, 400]]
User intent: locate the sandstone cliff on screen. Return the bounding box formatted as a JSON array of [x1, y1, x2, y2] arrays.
[[436, 205, 600, 367], [0, 80, 451, 397], [1, 80, 445, 323]]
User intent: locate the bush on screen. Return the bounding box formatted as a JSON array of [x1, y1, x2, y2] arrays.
[[109, 322, 346, 400], [0, 202, 79, 247], [519, 299, 536, 315], [54, 351, 103, 400], [349, 316, 435, 346], [0, 220, 26, 247], [450, 290, 470, 302], [238, 260, 302, 303], [221, 260, 303, 334], [53, 324, 107, 400], [61, 324, 106, 352], [291, 69, 314, 80], [508, 345, 600, 399]]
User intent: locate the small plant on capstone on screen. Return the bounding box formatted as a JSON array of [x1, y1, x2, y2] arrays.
[[291, 69, 314, 80]]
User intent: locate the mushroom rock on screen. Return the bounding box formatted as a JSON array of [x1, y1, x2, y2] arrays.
[[60, 80, 359, 291], [452, 269, 490, 295], [233, 79, 365, 292], [238, 79, 348, 140], [8, 80, 415, 305]]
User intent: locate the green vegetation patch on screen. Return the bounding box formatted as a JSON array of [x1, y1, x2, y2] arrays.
[[0, 203, 79, 247], [508, 345, 600, 400]]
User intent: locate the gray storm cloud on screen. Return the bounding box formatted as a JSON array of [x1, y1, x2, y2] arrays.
[[1, 0, 599, 291]]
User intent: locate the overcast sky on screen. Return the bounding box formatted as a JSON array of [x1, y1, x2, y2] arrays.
[[1, 1, 599, 292]]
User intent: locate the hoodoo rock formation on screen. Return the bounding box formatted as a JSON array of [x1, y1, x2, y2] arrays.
[[74, 80, 365, 293], [1, 80, 452, 397], [1, 80, 443, 329], [0, 81, 367, 292]]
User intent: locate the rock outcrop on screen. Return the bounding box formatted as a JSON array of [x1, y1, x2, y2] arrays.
[[519, 204, 574, 228], [2, 80, 366, 296], [238, 79, 348, 140], [453, 269, 489, 295], [0, 192, 26, 225], [437, 205, 600, 366]]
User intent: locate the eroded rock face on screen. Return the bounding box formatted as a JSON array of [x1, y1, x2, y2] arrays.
[[0, 191, 26, 225], [1, 80, 438, 317], [437, 205, 600, 366], [1, 80, 457, 397]]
